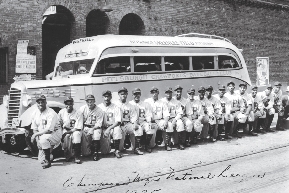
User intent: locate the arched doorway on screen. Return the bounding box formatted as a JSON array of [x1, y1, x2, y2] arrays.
[[42, 5, 74, 79], [86, 9, 109, 37], [119, 13, 145, 35]]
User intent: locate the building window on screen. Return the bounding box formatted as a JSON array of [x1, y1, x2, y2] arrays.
[[0, 47, 8, 83]]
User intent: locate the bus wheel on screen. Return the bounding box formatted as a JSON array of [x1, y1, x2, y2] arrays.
[[3, 134, 26, 153], [24, 129, 39, 156]]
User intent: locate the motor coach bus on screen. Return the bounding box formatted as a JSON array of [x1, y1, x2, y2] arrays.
[[0, 33, 251, 153]]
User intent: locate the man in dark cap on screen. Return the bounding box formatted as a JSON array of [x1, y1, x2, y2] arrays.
[[98, 90, 123, 158], [129, 88, 154, 153], [58, 97, 82, 163], [75, 94, 104, 161], [161, 87, 185, 150], [30, 95, 62, 169], [144, 86, 170, 150], [272, 82, 284, 130]]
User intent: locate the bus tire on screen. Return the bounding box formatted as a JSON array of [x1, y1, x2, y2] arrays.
[[3, 134, 26, 153]]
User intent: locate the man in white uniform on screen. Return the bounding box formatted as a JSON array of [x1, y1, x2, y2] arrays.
[[31, 95, 61, 169], [58, 97, 82, 163], [129, 88, 154, 153], [144, 87, 170, 150], [98, 90, 123, 158], [273, 82, 284, 131], [161, 87, 185, 150], [75, 94, 104, 161]]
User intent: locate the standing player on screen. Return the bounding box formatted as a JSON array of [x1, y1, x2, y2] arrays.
[[115, 87, 138, 154], [213, 85, 231, 140], [75, 94, 104, 161], [58, 97, 82, 163], [98, 90, 123, 158], [144, 87, 170, 150], [161, 87, 185, 150], [31, 95, 62, 169], [129, 88, 154, 153], [195, 86, 214, 141], [224, 81, 244, 138], [184, 88, 203, 144], [205, 86, 220, 142], [273, 82, 284, 131]]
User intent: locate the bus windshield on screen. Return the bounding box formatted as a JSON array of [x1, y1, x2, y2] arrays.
[[55, 59, 94, 78]]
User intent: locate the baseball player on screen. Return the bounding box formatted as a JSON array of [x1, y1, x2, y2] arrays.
[[75, 94, 104, 161], [213, 85, 231, 140], [172, 85, 188, 146], [144, 86, 170, 150], [273, 82, 284, 131], [235, 83, 254, 136], [205, 85, 220, 142], [98, 90, 123, 158], [255, 84, 275, 132], [129, 88, 154, 153], [58, 97, 82, 163], [224, 81, 245, 138], [161, 87, 185, 150], [30, 95, 61, 169], [184, 88, 203, 144], [115, 87, 138, 154], [195, 86, 214, 141]]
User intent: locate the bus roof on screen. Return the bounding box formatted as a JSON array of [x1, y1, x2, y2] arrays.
[[55, 34, 240, 63]]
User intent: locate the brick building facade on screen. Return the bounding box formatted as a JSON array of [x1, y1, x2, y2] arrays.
[[0, 0, 289, 103]]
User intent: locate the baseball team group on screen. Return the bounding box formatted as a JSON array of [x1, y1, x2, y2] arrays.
[[30, 81, 289, 169]]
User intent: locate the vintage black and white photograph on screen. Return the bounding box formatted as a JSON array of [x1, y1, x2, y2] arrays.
[[0, 0, 289, 192]]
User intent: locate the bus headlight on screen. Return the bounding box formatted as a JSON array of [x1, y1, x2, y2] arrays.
[[22, 94, 32, 107]]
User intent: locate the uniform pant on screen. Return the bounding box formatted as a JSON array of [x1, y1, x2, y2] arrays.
[[150, 119, 166, 148], [100, 126, 123, 154], [62, 129, 82, 160], [38, 129, 62, 149], [119, 122, 136, 151]]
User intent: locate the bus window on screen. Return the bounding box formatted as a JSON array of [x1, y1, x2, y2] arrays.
[[57, 59, 94, 77], [164, 56, 190, 71], [192, 56, 214, 70], [97, 56, 131, 74], [134, 56, 162, 72], [218, 55, 239, 69]]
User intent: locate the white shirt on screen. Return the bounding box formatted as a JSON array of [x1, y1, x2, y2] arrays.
[[75, 104, 104, 129], [31, 107, 59, 132], [129, 100, 153, 123], [98, 103, 122, 127], [161, 97, 183, 120], [115, 100, 138, 123], [58, 108, 79, 130], [144, 98, 170, 120]]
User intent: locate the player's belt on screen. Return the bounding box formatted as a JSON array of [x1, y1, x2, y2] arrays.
[[84, 124, 94, 128], [121, 121, 130, 126]]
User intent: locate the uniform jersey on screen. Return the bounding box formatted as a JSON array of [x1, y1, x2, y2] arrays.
[[272, 89, 282, 105], [31, 106, 59, 132], [255, 91, 274, 109], [235, 90, 253, 112], [224, 92, 244, 113], [213, 94, 231, 115], [98, 103, 122, 127], [76, 105, 104, 129], [58, 108, 79, 130], [173, 96, 188, 115], [185, 99, 203, 119], [115, 100, 138, 123], [129, 100, 153, 124], [144, 98, 170, 120], [161, 97, 183, 120], [206, 95, 221, 113], [194, 95, 214, 116]]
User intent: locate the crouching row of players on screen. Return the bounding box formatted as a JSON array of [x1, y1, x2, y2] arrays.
[[30, 81, 284, 169]]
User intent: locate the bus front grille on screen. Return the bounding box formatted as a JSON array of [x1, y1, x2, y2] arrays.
[[7, 88, 21, 127]]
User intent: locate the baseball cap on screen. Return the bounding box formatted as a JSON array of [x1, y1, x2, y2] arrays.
[[205, 85, 213, 91], [36, 95, 46, 102], [165, 87, 173, 93], [274, 81, 282, 86], [102, 90, 111, 96], [239, 83, 247, 87], [266, 84, 273, 89], [187, 88, 195, 94], [227, 81, 235, 86], [132, 88, 141, 94], [64, 97, 74, 104], [174, 85, 183, 91], [150, 86, 159, 93], [218, 85, 226, 90], [198, 86, 205, 92], [118, 87, 128, 93], [85, 94, 95, 101], [251, 85, 258, 90]]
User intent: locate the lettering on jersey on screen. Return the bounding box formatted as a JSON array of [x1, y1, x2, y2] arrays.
[[90, 115, 96, 125], [169, 106, 176, 113], [70, 119, 76, 128], [181, 104, 185, 111], [107, 112, 113, 122], [139, 108, 145, 118], [254, 102, 258, 111], [154, 107, 162, 115], [42, 119, 47, 125], [221, 103, 226, 113], [123, 110, 130, 120], [242, 98, 247, 108], [233, 100, 238, 107], [274, 97, 279, 105]]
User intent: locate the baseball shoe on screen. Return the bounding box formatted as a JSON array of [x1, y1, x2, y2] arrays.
[[146, 148, 152, 153], [210, 138, 217, 142], [134, 149, 144, 155], [179, 144, 185, 150], [232, 133, 242, 138], [42, 160, 51, 169], [224, 135, 233, 139], [276, 127, 285, 131], [266, 128, 275, 132], [165, 145, 172, 151], [191, 138, 198, 144], [249, 131, 258, 136], [255, 129, 266, 134], [75, 157, 81, 164], [185, 141, 191, 147], [114, 151, 122, 158], [92, 152, 99, 161]]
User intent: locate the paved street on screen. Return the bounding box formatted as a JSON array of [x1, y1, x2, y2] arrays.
[[1, 123, 289, 193]]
